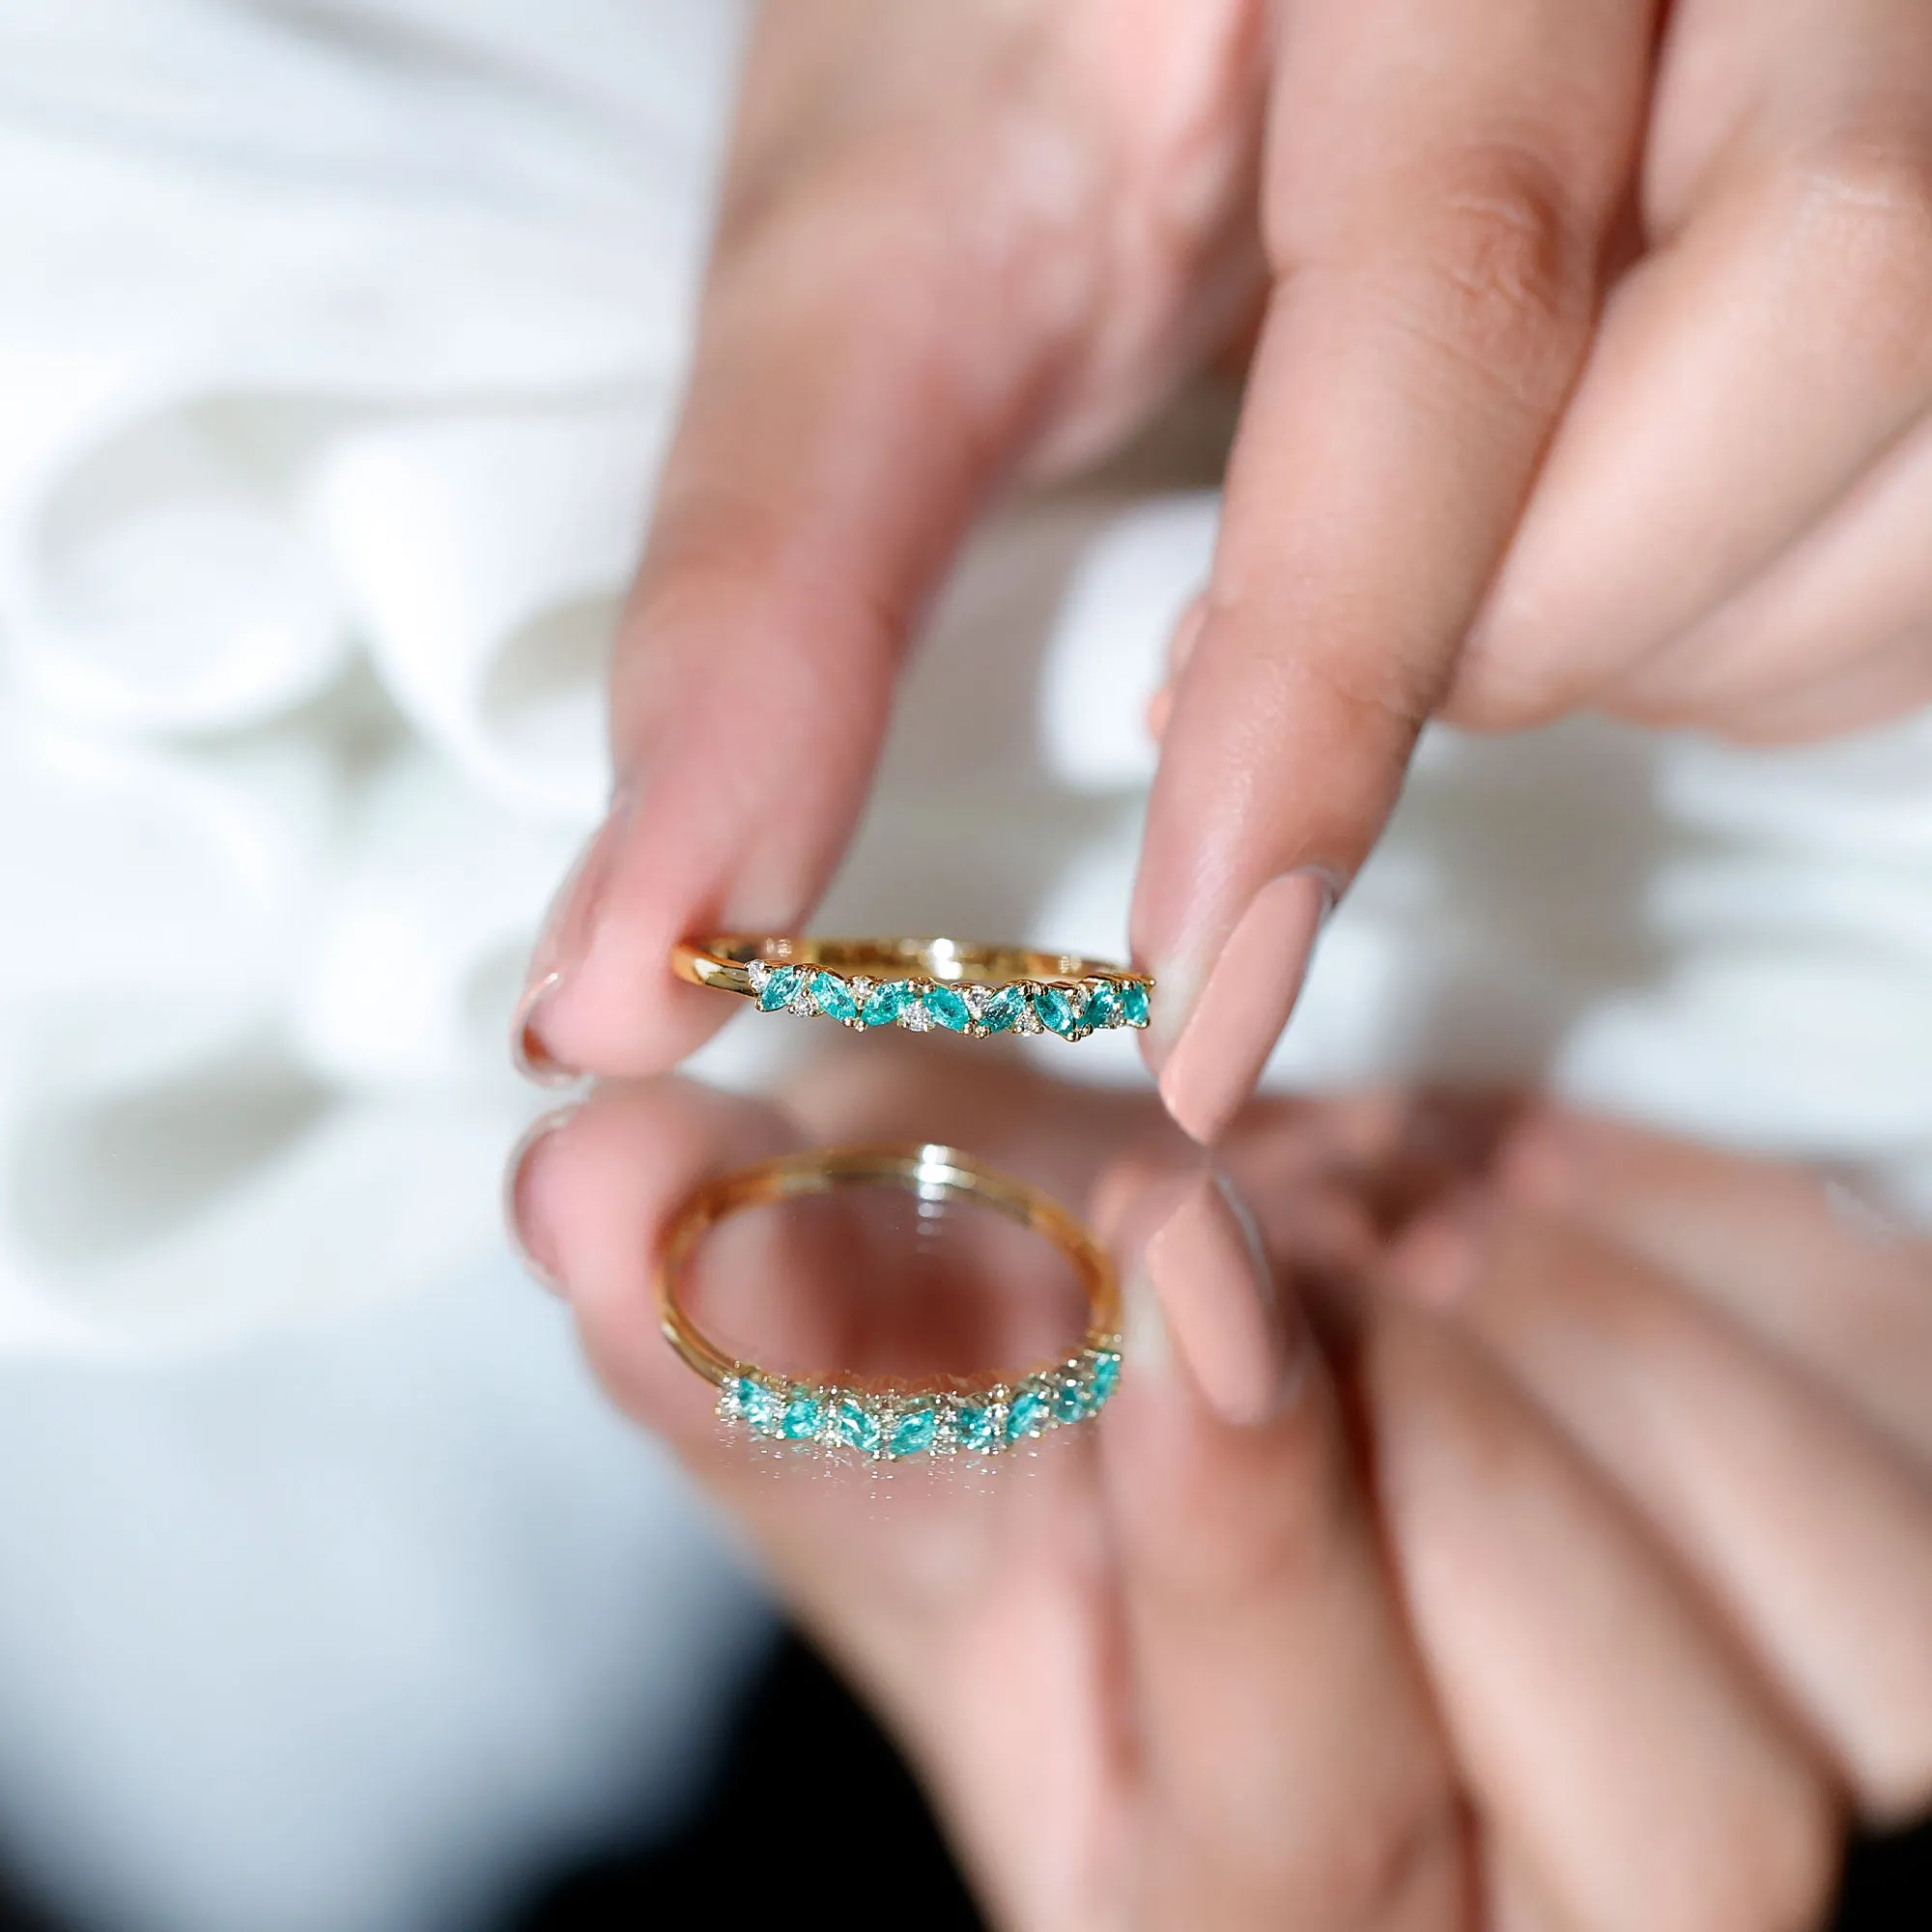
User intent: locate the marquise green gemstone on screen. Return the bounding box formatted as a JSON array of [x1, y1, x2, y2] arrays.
[[756, 965, 804, 1012], [1032, 984, 1081, 1037], [860, 980, 911, 1028], [833, 1397, 881, 1454], [1084, 980, 1121, 1030], [979, 984, 1027, 1034], [780, 1389, 824, 1440], [1053, 1375, 1088, 1424], [1090, 1350, 1122, 1406], [1006, 1385, 1051, 1441], [924, 983, 973, 1033], [1120, 980, 1151, 1029], [952, 1403, 1001, 1453], [809, 971, 859, 1022], [730, 1377, 781, 1433], [888, 1407, 940, 1457]]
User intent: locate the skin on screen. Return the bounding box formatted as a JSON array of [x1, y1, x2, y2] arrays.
[[501, 9, 1932, 1921], [516, 0, 1932, 1134], [509, 1049, 1932, 1929]]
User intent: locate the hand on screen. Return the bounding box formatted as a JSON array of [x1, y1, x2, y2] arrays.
[[508, 1053, 1932, 1927], [513, 0, 1932, 1146]]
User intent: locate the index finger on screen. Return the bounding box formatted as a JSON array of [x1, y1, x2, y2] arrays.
[[1131, 0, 1656, 1144]]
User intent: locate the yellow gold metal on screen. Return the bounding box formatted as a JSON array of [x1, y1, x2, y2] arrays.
[[671, 934, 1153, 1042], [655, 1143, 1122, 1457]]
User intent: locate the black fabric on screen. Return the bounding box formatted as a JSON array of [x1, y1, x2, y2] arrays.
[[505, 1634, 984, 1930]]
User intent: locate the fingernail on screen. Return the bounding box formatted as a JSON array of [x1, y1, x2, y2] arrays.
[[1152, 870, 1331, 1146], [1145, 684, 1175, 742], [1141, 1170, 1304, 1426], [504, 1104, 581, 1295], [511, 789, 633, 1085]]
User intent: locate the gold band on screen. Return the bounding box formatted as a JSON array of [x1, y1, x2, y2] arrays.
[[671, 934, 1152, 1042], [656, 1143, 1122, 1459]]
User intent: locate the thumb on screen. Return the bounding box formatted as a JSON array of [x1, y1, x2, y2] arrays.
[[518, 15, 1081, 1080]]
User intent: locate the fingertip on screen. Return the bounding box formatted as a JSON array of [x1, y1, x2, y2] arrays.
[[504, 1102, 584, 1295]]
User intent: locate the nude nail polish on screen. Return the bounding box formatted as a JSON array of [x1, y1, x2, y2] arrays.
[[1153, 870, 1331, 1146], [511, 789, 633, 1085], [1143, 1170, 1303, 1426]]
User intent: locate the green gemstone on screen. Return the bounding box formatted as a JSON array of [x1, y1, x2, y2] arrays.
[[780, 1389, 824, 1440], [860, 980, 911, 1028], [729, 1376, 781, 1434], [952, 1402, 1001, 1453], [1032, 983, 1081, 1037], [1006, 1384, 1051, 1441], [756, 964, 803, 1012], [1084, 980, 1121, 1030], [979, 984, 1027, 1034], [1120, 980, 1151, 1029], [833, 1397, 881, 1454], [1052, 1375, 1088, 1424], [1089, 1350, 1122, 1406], [888, 1406, 940, 1458], [809, 971, 858, 1022], [924, 983, 973, 1033]]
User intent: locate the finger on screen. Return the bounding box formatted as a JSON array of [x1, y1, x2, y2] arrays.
[[1690, 629, 1932, 743], [518, 10, 1080, 1079], [1451, 0, 1932, 727], [507, 1076, 806, 1459], [1498, 1110, 1932, 1465], [1600, 412, 1932, 727], [1130, 0, 1654, 1144], [1439, 1208, 1932, 1821], [1366, 1305, 1839, 1932], [1099, 1161, 1465, 1928]]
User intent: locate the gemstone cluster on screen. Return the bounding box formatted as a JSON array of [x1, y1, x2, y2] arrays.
[[746, 961, 1150, 1040], [717, 1343, 1124, 1461]]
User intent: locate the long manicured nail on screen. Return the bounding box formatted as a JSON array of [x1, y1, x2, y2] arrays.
[[503, 1104, 581, 1294], [1153, 870, 1331, 1146], [511, 789, 633, 1085], [1141, 1169, 1304, 1426]]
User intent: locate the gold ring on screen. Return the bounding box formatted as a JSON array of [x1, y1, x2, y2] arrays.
[[671, 934, 1152, 1042], [657, 1143, 1122, 1459]]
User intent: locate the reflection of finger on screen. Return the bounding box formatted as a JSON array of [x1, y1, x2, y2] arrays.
[[512, 1076, 802, 1458], [1452, 1212, 1932, 1820], [1102, 1172, 1463, 1928], [1367, 1308, 1836, 1932], [1500, 1111, 1932, 1466]]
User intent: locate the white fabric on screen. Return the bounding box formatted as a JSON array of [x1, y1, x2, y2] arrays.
[[2, 4, 1932, 1927]]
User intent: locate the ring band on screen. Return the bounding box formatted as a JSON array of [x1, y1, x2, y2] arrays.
[[671, 934, 1152, 1042], [657, 1143, 1122, 1460]]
